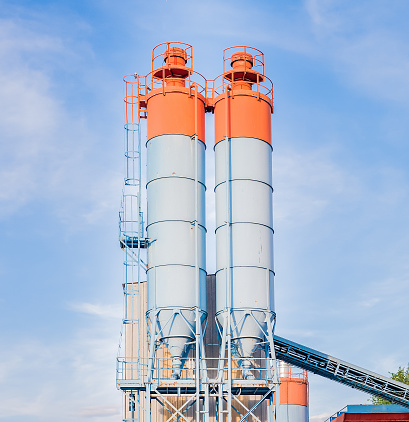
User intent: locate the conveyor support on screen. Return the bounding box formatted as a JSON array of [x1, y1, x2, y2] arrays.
[[274, 335, 409, 408]]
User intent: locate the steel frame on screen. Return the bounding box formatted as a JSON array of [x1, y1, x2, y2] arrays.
[[118, 78, 279, 422]]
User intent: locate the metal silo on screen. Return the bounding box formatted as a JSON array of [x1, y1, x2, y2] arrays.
[[276, 362, 309, 422], [144, 42, 207, 380], [213, 46, 275, 380]]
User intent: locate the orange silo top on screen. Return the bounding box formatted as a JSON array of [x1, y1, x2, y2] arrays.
[[273, 366, 309, 407], [213, 46, 274, 145], [143, 42, 206, 142]]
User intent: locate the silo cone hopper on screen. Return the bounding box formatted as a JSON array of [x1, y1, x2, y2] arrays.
[[217, 306, 275, 380], [230, 311, 271, 380], [150, 308, 206, 379]]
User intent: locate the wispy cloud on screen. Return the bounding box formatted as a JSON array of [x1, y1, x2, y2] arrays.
[[303, 0, 409, 104], [310, 412, 332, 422], [0, 14, 124, 235], [227, 0, 409, 108], [0, 331, 121, 421], [358, 297, 380, 308], [76, 406, 120, 418], [67, 301, 122, 319]]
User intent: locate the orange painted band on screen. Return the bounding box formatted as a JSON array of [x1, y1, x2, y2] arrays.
[[272, 379, 308, 406], [145, 87, 205, 142], [214, 90, 272, 145]]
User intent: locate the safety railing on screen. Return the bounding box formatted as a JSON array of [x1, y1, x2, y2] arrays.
[[277, 363, 308, 382], [324, 406, 348, 422], [223, 45, 265, 76], [125, 50, 274, 116], [124, 75, 143, 122], [151, 41, 194, 76], [117, 355, 276, 384], [119, 205, 144, 241], [139, 71, 207, 97], [208, 73, 274, 101]]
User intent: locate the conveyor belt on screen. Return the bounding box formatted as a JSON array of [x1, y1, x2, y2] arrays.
[[274, 335, 409, 408]]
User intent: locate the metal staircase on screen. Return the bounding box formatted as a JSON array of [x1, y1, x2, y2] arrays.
[[273, 335, 409, 408]]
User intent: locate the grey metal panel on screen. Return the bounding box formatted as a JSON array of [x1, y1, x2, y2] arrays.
[[147, 222, 206, 270], [216, 267, 274, 311], [214, 137, 272, 187], [147, 134, 205, 185], [216, 224, 273, 271], [147, 266, 206, 310], [215, 181, 273, 229], [276, 405, 308, 422], [147, 178, 205, 228]]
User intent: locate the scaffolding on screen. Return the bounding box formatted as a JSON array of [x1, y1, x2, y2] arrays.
[[118, 74, 149, 422]]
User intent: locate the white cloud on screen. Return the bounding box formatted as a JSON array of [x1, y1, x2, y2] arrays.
[[310, 412, 332, 422], [358, 297, 380, 308], [302, 0, 409, 104], [0, 330, 122, 421], [76, 406, 120, 418], [0, 14, 123, 229], [0, 22, 64, 215], [67, 301, 122, 319], [305, 0, 333, 27], [0, 353, 22, 384]]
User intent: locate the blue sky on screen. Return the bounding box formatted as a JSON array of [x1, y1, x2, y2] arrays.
[[0, 0, 409, 421]]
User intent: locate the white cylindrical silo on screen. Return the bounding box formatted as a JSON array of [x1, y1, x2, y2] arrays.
[[144, 43, 207, 379], [214, 47, 274, 378]]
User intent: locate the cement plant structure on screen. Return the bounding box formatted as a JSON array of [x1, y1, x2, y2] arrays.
[[117, 42, 409, 422]]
